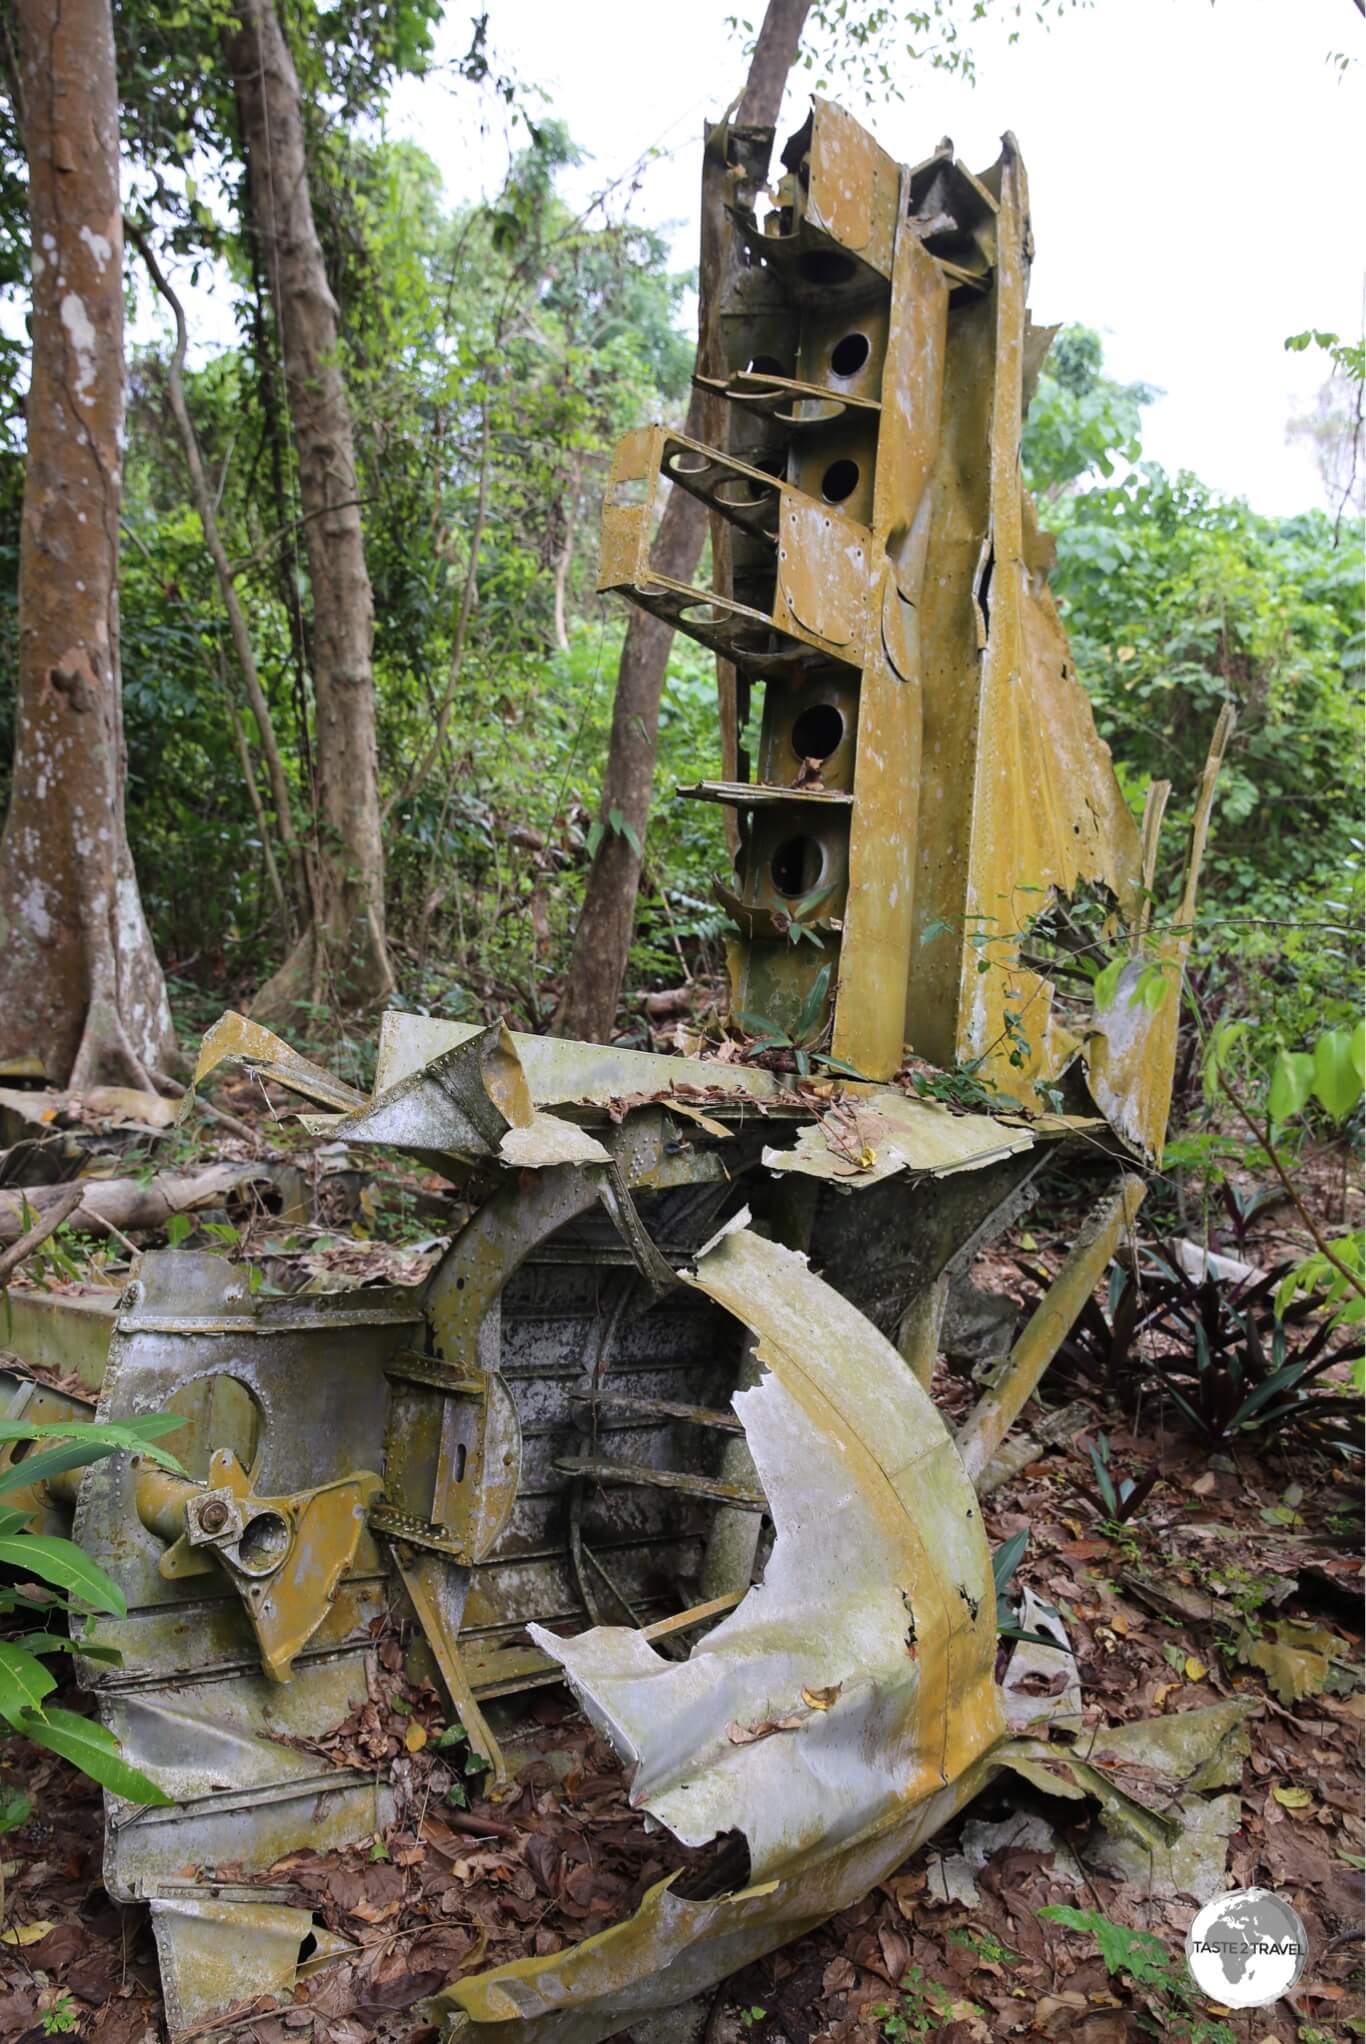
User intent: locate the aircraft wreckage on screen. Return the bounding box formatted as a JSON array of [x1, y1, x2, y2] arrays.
[[0, 100, 1236, 2042]]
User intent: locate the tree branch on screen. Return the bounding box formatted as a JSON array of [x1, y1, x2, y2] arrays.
[[1217, 1067, 1365, 1297], [0, 1184, 86, 1290]]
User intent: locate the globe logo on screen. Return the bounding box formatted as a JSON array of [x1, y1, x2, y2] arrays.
[[1186, 1888, 1309, 2007]]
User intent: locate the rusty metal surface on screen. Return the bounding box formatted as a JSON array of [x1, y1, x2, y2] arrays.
[[151, 1894, 354, 2036], [599, 104, 1223, 1149]]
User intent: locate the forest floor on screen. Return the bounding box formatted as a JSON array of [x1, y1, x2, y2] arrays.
[[0, 1068, 1361, 2044]]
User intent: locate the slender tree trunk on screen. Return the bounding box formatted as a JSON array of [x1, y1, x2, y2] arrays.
[[129, 224, 307, 932], [552, 450, 583, 654], [225, 0, 393, 1020], [553, 0, 811, 1043], [0, 0, 176, 1090]]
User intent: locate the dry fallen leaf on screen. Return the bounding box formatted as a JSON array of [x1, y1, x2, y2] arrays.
[[1191, 1472, 1216, 1496], [727, 1714, 803, 1744], [1238, 1620, 1342, 1707], [403, 1722, 428, 1754], [1272, 1785, 1313, 1810], [1, 1920, 55, 1946], [1185, 1656, 1207, 1682], [801, 1684, 842, 1710]]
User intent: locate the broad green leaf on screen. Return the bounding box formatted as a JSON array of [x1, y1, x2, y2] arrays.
[[17, 1631, 123, 1667], [1267, 1048, 1313, 1125], [1091, 957, 1125, 1009], [1351, 1019, 1366, 1083], [0, 1508, 34, 1537], [0, 1535, 127, 1616], [0, 1438, 127, 1497], [1312, 1028, 1364, 1121], [0, 1787, 32, 1833], [0, 1416, 186, 1476], [21, 1706, 173, 1805], [0, 1640, 57, 1726]]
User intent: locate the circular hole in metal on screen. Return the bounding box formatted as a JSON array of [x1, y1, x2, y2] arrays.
[[715, 477, 773, 509], [821, 458, 860, 504], [771, 835, 825, 898], [798, 249, 856, 285], [160, 1376, 262, 1483], [830, 332, 870, 378], [236, 1508, 290, 1576], [746, 355, 787, 377], [667, 449, 711, 477], [681, 601, 727, 625], [790, 703, 845, 761]]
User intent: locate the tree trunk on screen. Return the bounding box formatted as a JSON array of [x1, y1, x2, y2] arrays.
[[0, 0, 177, 1091], [553, 0, 811, 1044], [225, 0, 393, 1022]]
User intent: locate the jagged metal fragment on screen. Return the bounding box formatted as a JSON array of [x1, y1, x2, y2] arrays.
[[430, 1224, 1007, 2041], [151, 1894, 354, 2035], [428, 1228, 1249, 2044]]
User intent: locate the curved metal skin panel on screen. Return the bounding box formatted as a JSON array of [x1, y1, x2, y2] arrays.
[[431, 1226, 1006, 2043]]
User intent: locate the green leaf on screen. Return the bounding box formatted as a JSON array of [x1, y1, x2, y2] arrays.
[[165, 1212, 193, 1249], [1312, 1028, 1364, 1121], [1351, 1019, 1366, 1084], [734, 1009, 791, 1047], [0, 1416, 186, 1476], [0, 1535, 127, 1616], [17, 1629, 122, 1663], [0, 1786, 32, 1833], [1267, 1048, 1314, 1125], [795, 963, 832, 1040], [992, 1530, 1028, 1603], [0, 1640, 58, 1727], [0, 1439, 127, 1497], [22, 1706, 173, 1805], [1038, 1905, 1173, 1989], [1091, 957, 1125, 1009]]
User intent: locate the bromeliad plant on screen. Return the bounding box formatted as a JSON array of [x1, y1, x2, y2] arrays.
[[1018, 1242, 1363, 1456], [1074, 1429, 1162, 1526], [0, 1413, 182, 1808], [1139, 1248, 1363, 1456]]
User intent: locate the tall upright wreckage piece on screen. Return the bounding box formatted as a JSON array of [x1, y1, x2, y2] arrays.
[[1, 102, 1230, 2041]]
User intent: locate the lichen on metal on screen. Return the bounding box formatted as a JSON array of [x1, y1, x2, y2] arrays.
[[0, 92, 1237, 2044], [599, 102, 1225, 1161]]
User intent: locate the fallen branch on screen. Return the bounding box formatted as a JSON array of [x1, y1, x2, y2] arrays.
[[0, 1183, 87, 1287], [0, 1166, 268, 1248]]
